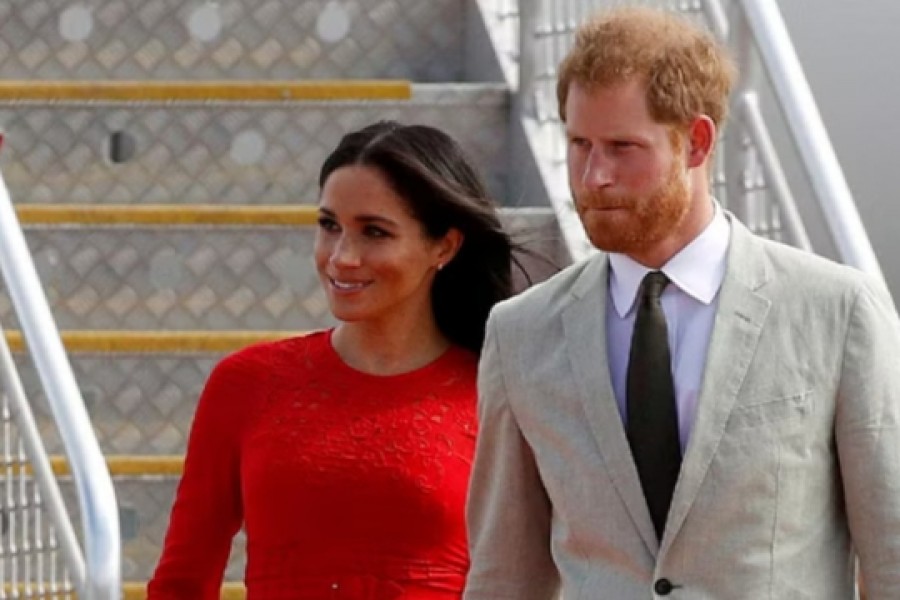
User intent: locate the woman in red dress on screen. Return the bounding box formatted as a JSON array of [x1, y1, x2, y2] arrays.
[[147, 121, 521, 599]]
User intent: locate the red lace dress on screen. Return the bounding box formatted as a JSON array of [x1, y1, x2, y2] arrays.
[[147, 330, 478, 599]]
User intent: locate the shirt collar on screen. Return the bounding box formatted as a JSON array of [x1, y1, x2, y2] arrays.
[[609, 203, 731, 318]]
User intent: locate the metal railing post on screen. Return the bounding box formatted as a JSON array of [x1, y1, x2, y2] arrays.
[[721, 0, 755, 222], [737, 92, 813, 251], [0, 328, 86, 590], [517, 0, 540, 120]]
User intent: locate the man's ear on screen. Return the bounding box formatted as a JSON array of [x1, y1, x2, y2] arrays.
[[686, 115, 717, 168]]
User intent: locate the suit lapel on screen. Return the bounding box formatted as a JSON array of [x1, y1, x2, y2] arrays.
[[661, 218, 772, 548], [561, 255, 660, 555]]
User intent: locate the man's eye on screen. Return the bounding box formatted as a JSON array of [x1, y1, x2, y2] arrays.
[[569, 137, 590, 149]]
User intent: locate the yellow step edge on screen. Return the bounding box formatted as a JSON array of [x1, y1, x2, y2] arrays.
[[1, 582, 245, 599], [0, 80, 411, 102], [122, 582, 246, 600], [10, 456, 183, 477], [1, 582, 76, 597], [42, 455, 185, 477], [17, 204, 319, 226], [5, 330, 301, 353]]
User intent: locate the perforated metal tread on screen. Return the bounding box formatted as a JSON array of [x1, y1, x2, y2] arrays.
[[0, 83, 509, 206], [0, 0, 465, 82]]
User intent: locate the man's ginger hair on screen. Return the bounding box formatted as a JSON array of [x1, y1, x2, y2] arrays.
[[557, 7, 736, 128]]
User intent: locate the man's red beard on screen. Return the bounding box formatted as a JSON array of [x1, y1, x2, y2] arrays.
[[574, 158, 691, 255]]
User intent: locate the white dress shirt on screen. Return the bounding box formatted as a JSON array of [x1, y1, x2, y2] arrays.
[[606, 206, 731, 451]]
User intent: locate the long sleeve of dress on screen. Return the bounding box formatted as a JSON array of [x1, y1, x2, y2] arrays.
[[146, 351, 254, 599]]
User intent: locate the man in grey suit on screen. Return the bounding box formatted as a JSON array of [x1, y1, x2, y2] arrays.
[[464, 7, 900, 599]]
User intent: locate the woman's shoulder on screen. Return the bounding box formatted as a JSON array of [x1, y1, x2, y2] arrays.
[[196, 330, 335, 419], [213, 329, 333, 378], [404, 343, 479, 392], [443, 344, 479, 375]]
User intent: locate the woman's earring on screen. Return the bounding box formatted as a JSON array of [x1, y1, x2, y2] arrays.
[[436, 262, 444, 271]]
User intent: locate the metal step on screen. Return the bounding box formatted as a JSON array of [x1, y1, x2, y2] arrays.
[[0, 0, 465, 82], [0, 82, 510, 205], [15, 332, 287, 456], [3, 581, 245, 599], [57, 462, 247, 583], [16, 222, 334, 332], [0, 79, 411, 102], [122, 582, 245, 599], [4, 205, 560, 331], [8, 455, 244, 583]]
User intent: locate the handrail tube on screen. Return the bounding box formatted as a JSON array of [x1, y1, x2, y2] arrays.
[[700, 0, 729, 41], [739, 92, 813, 251], [735, 0, 884, 281], [0, 177, 120, 599], [0, 326, 85, 588]]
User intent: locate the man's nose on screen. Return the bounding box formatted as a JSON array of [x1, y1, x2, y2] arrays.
[[582, 150, 613, 190]]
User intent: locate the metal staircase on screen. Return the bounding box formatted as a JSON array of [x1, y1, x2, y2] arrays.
[[0, 0, 563, 597], [0, 0, 879, 598]]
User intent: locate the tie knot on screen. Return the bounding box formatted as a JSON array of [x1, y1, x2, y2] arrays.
[[640, 271, 669, 301]]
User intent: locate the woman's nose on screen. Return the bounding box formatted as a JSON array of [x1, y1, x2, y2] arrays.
[[330, 234, 361, 267]]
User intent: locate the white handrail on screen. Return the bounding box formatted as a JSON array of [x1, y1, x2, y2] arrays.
[[0, 175, 121, 599], [734, 0, 884, 280]]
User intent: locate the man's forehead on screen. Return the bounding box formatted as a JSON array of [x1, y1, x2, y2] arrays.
[[564, 81, 655, 127]]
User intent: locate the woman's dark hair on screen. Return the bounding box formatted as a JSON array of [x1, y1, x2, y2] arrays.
[[319, 120, 518, 354]]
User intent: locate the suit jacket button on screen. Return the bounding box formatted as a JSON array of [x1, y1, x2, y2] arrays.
[[654, 578, 675, 595]]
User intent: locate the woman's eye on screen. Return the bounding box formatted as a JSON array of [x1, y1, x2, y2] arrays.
[[364, 226, 390, 238], [317, 217, 339, 232]]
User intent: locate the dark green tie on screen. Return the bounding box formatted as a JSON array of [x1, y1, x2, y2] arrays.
[[626, 271, 681, 540]]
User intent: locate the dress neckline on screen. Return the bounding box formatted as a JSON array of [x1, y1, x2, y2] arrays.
[[321, 329, 468, 383]]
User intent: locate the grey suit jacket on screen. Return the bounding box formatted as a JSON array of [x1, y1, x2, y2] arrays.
[[464, 216, 900, 599]]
